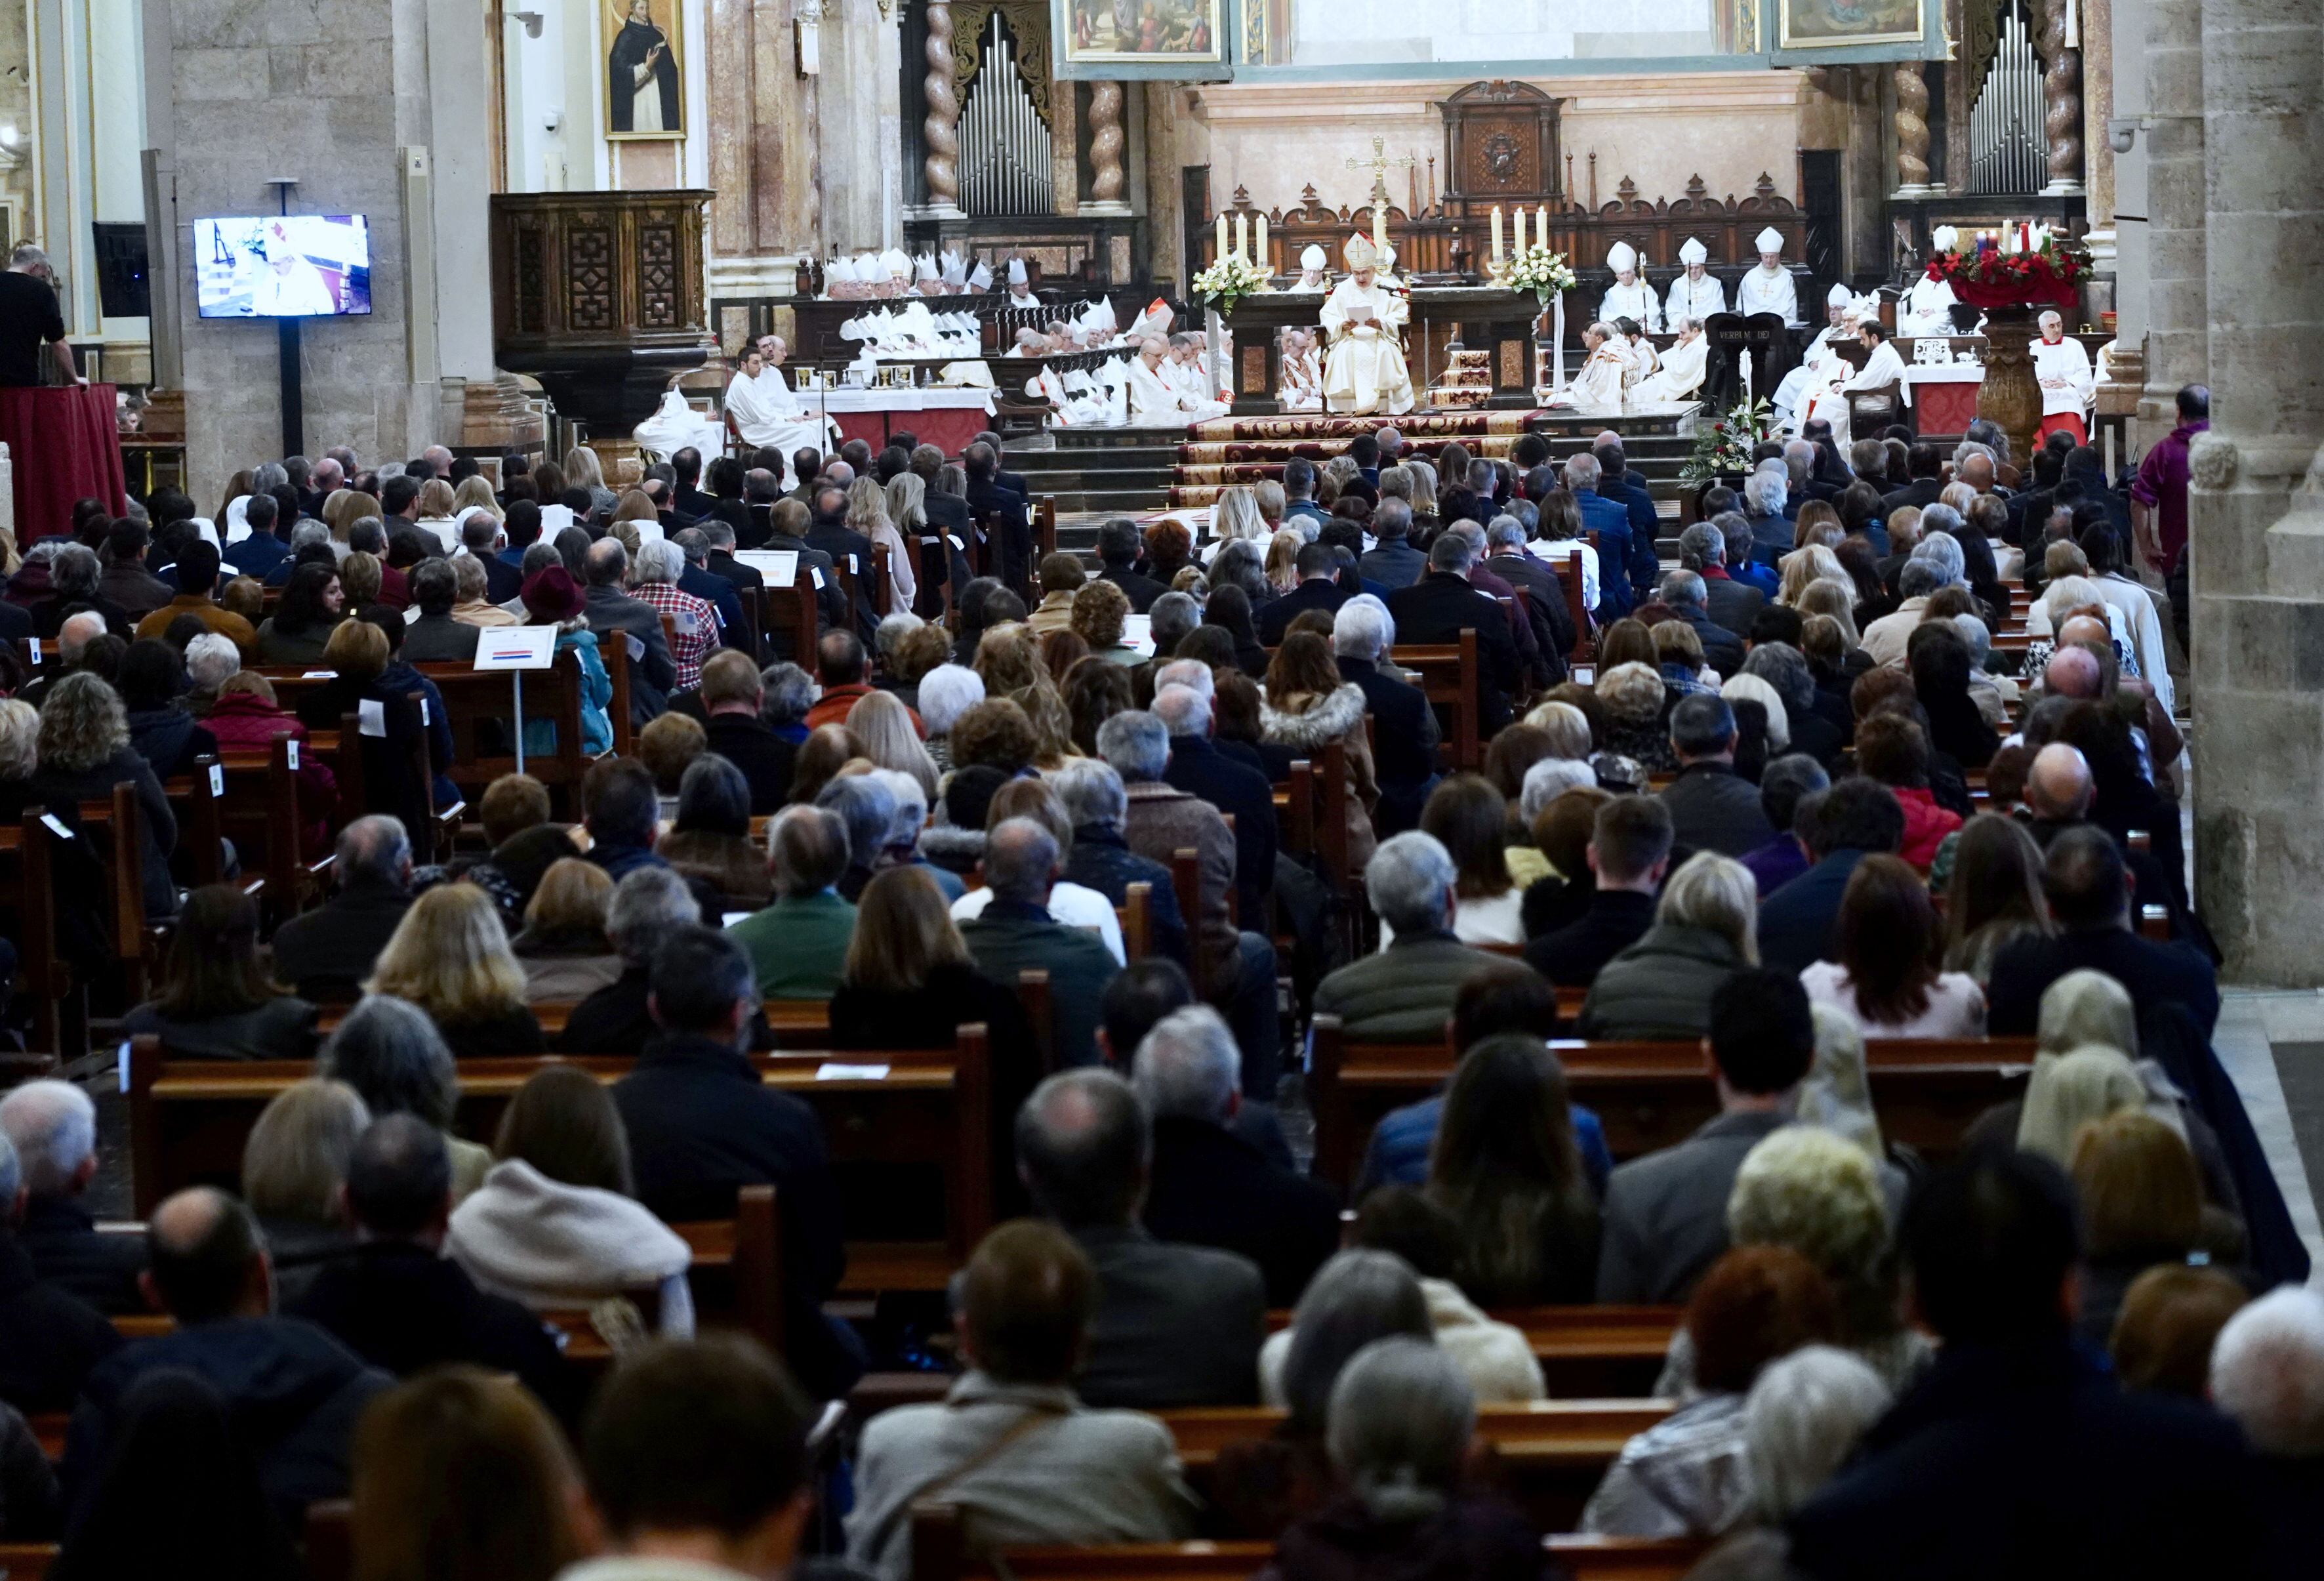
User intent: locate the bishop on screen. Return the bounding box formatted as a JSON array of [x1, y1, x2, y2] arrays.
[[1598, 243, 1662, 334], [1664, 237, 1726, 326], [1737, 226, 1801, 325], [1320, 234, 1414, 417]]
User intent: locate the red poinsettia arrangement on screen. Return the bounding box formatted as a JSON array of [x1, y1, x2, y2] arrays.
[[1925, 228, 2090, 310]]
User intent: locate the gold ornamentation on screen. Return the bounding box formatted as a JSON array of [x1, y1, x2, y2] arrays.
[[951, 2, 1050, 126]]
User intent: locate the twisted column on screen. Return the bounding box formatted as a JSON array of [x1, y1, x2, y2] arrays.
[[2037, 0, 2084, 193], [1088, 80, 1127, 209], [922, 1, 962, 213], [1892, 60, 1931, 193]]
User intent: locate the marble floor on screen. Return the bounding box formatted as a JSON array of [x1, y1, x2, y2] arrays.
[[2216, 989, 2324, 1280]]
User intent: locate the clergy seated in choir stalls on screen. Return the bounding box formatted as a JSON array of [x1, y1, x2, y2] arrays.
[[1738, 226, 1803, 325], [1547, 322, 1630, 415], [1128, 336, 1229, 426], [724, 338, 839, 489], [1665, 236, 1727, 327], [1637, 318, 1711, 406], [1320, 234, 1414, 419], [1599, 243, 1662, 335]]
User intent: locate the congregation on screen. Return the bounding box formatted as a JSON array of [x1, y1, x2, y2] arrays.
[[0, 388, 2316, 1581]]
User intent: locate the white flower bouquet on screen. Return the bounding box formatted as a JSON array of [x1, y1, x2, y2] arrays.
[[1193, 253, 1272, 315], [1496, 245, 1578, 306]]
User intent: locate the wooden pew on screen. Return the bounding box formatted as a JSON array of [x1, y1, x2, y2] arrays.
[[0, 813, 70, 1052], [315, 996, 840, 1050], [1307, 1017, 2039, 1187], [1391, 628, 1483, 772], [909, 1523, 1704, 1581], [1258, 1302, 1682, 1397], [125, 1033, 992, 1293]]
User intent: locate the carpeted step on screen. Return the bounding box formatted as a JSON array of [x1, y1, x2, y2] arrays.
[[1183, 411, 1541, 442]]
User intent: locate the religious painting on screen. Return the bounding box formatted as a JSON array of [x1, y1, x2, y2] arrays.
[[606, 0, 683, 140], [1776, 0, 1923, 49], [1061, 0, 1227, 65]]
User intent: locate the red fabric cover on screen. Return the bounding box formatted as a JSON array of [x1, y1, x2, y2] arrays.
[[0, 384, 127, 541]]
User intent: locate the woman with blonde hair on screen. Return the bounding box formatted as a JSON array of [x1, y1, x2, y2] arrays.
[[1594, 659, 1677, 773], [1203, 484, 1269, 565], [338, 549, 384, 611], [1069, 577, 1139, 666], [1581, 851, 1759, 1040], [1794, 579, 1862, 646], [451, 474, 502, 522], [971, 621, 1046, 697], [1652, 619, 1718, 693], [1262, 630, 1379, 872], [886, 470, 943, 610], [241, 1078, 369, 1305], [1265, 529, 1305, 594], [1010, 682, 1079, 770], [508, 857, 624, 1003], [1520, 699, 1595, 761], [367, 882, 545, 1058], [1254, 477, 1288, 529], [2070, 1111, 2214, 1347], [1777, 543, 1849, 608], [847, 474, 917, 613], [563, 444, 617, 514], [1406, 457, 1440, 529], [415, 478, 459, 544], [847, 688, 941, 799], [323, 487, 372, 544]]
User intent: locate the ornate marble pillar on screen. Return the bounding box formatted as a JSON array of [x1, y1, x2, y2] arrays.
[[2082, 0, 2117, 247], [2036, 0, 2084, 194], [1892, 60, 1934, 195], [1086, 80, 1130, 214], [2138, 0, 2205, 436], [706, 0, 819, 316], [921, 1, 965, 217], [820, 0, 906, 252], [2188, 0, 2324, 982]]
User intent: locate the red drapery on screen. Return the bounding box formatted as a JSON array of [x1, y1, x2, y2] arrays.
[[0, 384, 128, 541]]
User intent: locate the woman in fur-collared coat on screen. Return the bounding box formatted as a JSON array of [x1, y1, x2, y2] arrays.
[[1259, 632, 1379, 874]]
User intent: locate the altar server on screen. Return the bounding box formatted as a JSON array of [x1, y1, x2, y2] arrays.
[[724, 342, 838, 487], [1320, 233, 1414, 417], [1665, 237, 1725, 326], [1128, 336, 1229, 424], [1292, 244, 1330, 292], [1546, 322, 1629, 415], [634, 388, 725, 461], [1635, 318, 1710, 405], [1599, 243, 1661, 334], [1737, 227, 1800, 325], [2031, 310, 2094, 443]]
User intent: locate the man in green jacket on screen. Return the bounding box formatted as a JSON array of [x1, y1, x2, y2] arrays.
[[727, 805, 857, 999]]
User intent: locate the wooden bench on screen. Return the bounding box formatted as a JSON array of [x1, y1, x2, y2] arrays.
[[1390, 629, 1483, 772], [0, 813, 71, 1052], [124, 1033, 992, 1294], [163, 743, 333, 927], [1307, 1018, 2039, 1187], [909, 1523, 1703, 1581]]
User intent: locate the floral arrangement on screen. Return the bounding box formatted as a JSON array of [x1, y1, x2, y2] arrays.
[[1494, 244, 1578, 306], [1680, 396, 1781, 483], [1924, 222, 2090, 310], [1193, 253, 1272, 316]]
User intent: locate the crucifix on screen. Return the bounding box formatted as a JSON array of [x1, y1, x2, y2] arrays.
[[1346, 135, 1417, 257]]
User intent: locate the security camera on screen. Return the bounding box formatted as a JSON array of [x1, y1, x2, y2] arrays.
[[2107, 117, 2144, 155], [543, 110, 562, 133], [514, 10, 544, 37]]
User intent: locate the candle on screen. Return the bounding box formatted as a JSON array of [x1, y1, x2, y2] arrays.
[[2104, 426, 2116, 482], [1234, 214, 1248, 262], [1255, 214, 1267, 271], [1215, 211, 1229, 264], [1537, 205, 1551, 255], [1492, 207, 1504, 265], [1372, 203, 1387, 259]]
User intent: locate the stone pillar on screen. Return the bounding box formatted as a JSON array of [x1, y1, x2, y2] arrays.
[[2082, 0, 2116, 244], [2036, 0, 2084, 194], [1086, 80, 1130, 214], [820, 0, 904, 253], [1892, 61, 1934, 195], [920, 1, 964, 217], [2188, 0, 2324, 983], [2138, 0, 2206, 440], [705, 0, 817, 335]]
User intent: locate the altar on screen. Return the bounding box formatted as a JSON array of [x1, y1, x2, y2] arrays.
[[1219, 286, 1546, 416]]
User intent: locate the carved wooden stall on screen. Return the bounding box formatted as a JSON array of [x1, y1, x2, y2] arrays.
[[491, 191, 718, 440]]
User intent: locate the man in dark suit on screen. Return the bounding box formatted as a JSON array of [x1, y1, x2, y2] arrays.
[[1357, 498, 1427, 590], [0, 1122, 121, 1412], [1658, 694, 1774, 858], [803, 482, 878, 644], [1347, 432, 1381, 488], [1593, 435, 1660, 545], [400, 560, 483, 663], [1385, 531, 1522, 738], [974, 429, 1031, 500], [958, 820, 1121, 1071], [1566, 452, 1654, 619], [1483, 517, 1578, 668], [497, 498, 543, 574], [268, 816, 415, 1000], [1756, 777, 1905, 976], [1595, 970, 1816, 1304], [1334, 596, 1439, 835], [581, 539, 678, 725], [699, 516, 764, 599], [670, 528, 748, 649], [670, 445, 714, 522], [1986, 825, 2220, 1040], [1681, 522, 1763, 640], [697, 651, 795, 811], [1152, 684, 1278, 937], [1658, 568, 1746, 679], [1019, 1067, 1265, 1408], [457, 515, 523, 605], [222, 495, 292, 584], [1879, 441, 1946, 517], [1255, 542, 1349, 646], [613, 926, 861, 1399], [1133, 1004, 1338, 1306], [1095, 518, 1172, 615], [964, 442, 1032, 596], [786, 447, 823, 504], [1527, 795, 1671, 988], [763, 497, 850, 651], [0, 1080, 147, 1323], [1789, 1150, 2258, 1581]]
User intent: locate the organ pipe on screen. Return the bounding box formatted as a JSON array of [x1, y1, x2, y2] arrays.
[[1968, 1, 2045, 195], [960, 13, 1054, 217]]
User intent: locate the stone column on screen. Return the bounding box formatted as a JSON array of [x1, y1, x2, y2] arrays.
[[921, 1, 964, 217], [2082, 0, 2117, 244], [2036, 0, 2084, 194], [2188, 0, 2324, 983], [1086, 80, 1130, 214], [821, 0, 905, 252], [2138, 0, 2205, 440], [1892, 60, 1934, 196]]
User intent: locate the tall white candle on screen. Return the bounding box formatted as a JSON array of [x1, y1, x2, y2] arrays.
[[1234, 214, 1248, 262], [1492, 207, 1504, 265], [1215, 212, 1229, 264], [1255, 214, 1267, 271], [1538, 205, 1551, 253]]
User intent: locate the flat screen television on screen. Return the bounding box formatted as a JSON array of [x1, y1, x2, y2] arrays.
[[194, 215, 371, 319]]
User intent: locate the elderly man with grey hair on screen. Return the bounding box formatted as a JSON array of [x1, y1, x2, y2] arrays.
[[5, 243, 81, 385], [628, 537, 720, 693], [1312, 1339, 1486, 1542], [1330, 595, 1438, 834], [1658, 566, 1746, 678], [556, 865, 713, 1055], [1312, 832, 1503, 1040], [953, 818, 1120, 1071], [267, 815, 414, 1000], [1471, 515, 1570, 683], [0, 1078, 150, 1317], [815, 773, 898, 903], [1050, 758, 1192, 970], [1385, 530, 1523, 735], [1681, 519, 1765, 640], [1951, 611, 2019, 727], [1094, 710, 1279, 1095], [0, 1121, 119, 1403], [581, 537, 678, 722], [1357, 497, 1424, 591], [18, 607, 109, 708], [727, 803, 855, 1000], [1132, 1004, 1339, 1305], [1860, 558, 1947, 669], [2209, 1286, 2324, 1544]]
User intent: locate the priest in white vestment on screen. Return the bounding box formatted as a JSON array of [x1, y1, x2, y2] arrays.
[[1736, 226, 1801, 325], [1128, 337, 1229, 426], [724, 342, 838, 487], [1278, 327, 1325, 411], [1545, 322, 1628, 415], [1290, 244, 1330, 293], [1663, 237, 1725, 327], [1320, 234, 1415, 417], [1635, 319, 1710, 405], [1803, 321, 1907, 448], [1901, 270, 1961, 335], [1597, 242, 1661, 334], [2031, 310, 2094, 443]]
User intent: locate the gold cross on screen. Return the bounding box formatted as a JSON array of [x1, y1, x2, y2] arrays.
[[1345, 135, 1417, 212]]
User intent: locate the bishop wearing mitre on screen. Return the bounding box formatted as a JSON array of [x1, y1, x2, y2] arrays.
[[1664, 237, 1725, 327], [1737, 227, 1800, 325], [1546, 322, 1629, 415], [1320, 234, 1414, 417], [1599, 243, 1662, 334], [1290, 245, 1330, 293]]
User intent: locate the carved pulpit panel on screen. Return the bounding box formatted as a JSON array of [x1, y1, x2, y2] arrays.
[[1438, 81, 1564, 205]]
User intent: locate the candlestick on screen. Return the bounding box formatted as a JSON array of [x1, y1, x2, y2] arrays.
[[1492, 207, 1504, 266], [1537, 205, 1550, 255], [1234, 214, 1248, 262], [1254, 214, 1267, 271], [1215, 211, 1229, 264], [1372, 203, 1387, 260]]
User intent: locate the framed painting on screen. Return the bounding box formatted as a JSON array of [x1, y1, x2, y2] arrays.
[[1057, 0, 1232, 78], [607, 0, 683, 140], [1776, 0, 1925, 49]]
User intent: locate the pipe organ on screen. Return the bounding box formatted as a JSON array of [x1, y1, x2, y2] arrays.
[[958, 12, 1054, 218], [1968, 0, 2046, 195]]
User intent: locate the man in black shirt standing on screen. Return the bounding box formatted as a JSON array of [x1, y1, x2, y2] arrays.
[[0, 246, 81, 388]]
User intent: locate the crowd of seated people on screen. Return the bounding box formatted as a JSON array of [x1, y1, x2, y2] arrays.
[[0, 396, 2316, 1580]]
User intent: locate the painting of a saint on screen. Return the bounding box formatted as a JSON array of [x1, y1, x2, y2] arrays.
[[1063, 0, 1225, 64], [1778, 0, 1924, 47], [608, 0, 682, 138]]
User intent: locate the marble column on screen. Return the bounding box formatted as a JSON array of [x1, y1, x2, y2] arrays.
[[820, 0, 905, 253], [2188, 0, 2324, 983], [2037, 0, 2084, 194], [921, 1, 964, 217], [2138, 0, 2205, 439], [706, 0, 818, 316], [1086, 79, 1130, 214], [2082, 0, 2117, 245], [1892, 60, 1933, 195]]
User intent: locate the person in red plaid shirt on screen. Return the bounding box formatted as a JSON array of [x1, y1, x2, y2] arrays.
[[628, 539, 720, 692]]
